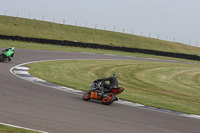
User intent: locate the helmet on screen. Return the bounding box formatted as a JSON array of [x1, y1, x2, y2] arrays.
[[11, 47, 14, 50], [91, 81, 99, 90], [110, 74, 116, 78]]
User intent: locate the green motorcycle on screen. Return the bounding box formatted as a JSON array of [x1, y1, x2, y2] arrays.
[[0, 49, 14, 62]]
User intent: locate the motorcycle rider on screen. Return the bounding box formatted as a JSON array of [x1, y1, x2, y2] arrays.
[[2, 47, 15, 61], [97, 74, 118, 91], [97, 74, 120, 100]]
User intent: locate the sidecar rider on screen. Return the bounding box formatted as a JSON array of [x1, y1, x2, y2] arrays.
[[2, 47, 15, 61], [97, 74, 118, 91]]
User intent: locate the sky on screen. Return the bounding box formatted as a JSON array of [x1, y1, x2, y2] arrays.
[[0, 0, 200, 47]]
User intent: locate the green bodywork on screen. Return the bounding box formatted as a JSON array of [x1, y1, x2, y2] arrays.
[[3, 49, 14, 57]]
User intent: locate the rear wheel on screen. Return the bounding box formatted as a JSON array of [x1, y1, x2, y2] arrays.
[[0, 54, 7, 62], [83, 90, 91, 101], [102, 92, 116, 105], [0, 54, 3, 62]]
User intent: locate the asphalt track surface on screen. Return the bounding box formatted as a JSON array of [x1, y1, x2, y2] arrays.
[[0, 49, 200, 133]]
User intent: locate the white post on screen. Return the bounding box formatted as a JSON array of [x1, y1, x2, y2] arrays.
[[95, 23, 97, 29], [63, 19, 65, 24], [5, 10, 6, 16]]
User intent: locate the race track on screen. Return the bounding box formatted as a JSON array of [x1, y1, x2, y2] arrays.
[[0, 49, 199, 133]]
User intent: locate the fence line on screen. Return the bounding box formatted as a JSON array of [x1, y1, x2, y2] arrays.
[[0, 10, 199, 47]]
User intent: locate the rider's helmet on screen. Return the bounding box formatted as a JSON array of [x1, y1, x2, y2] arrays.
[[91, 81, 99, 90], [11, 47, 14, 50], [110, 74, 116, 78]]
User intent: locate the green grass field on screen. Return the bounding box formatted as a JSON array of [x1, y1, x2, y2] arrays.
[[1, 15, 200, 56], [26, 60, 200, 115]]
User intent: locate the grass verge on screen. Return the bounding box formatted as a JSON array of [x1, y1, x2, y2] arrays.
[[0, 124, 42, 133], [26, 60, 200, 115]]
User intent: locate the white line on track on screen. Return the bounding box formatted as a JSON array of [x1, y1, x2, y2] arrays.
[[103, 54, 116, 56]]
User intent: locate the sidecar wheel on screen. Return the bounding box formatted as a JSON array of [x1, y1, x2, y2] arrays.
[[83, 90, 91, 101], [102, 92, 116, 105]]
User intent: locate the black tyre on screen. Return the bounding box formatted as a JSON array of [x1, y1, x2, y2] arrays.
[[102, 92, 116, 105], [83, 90, 91, 101], [0, 54, 4, 62]]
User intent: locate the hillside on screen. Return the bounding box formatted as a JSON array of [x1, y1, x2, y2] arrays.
[[0, 15, 200, 56]]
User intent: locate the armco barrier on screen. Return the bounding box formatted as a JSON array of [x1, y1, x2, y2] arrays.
[[1, 34, 200, 61]]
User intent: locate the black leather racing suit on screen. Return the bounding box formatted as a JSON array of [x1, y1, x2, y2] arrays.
[[98, 77, 118, 90]]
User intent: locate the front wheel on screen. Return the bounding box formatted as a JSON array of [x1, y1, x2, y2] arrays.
[[102, 92, 116, 105], [83, 90, 91, 101]]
